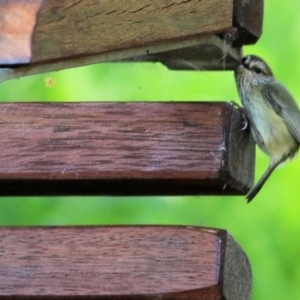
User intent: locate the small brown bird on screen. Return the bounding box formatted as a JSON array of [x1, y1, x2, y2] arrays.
[[235, 55, 300, 202]]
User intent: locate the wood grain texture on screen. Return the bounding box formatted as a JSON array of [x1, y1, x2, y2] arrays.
[[0, 0, 233, 65], [0, 102, 255, 196], [0, 226, 252, 299], [0, 0, 43, 64], [0, 0, 263, 75], [32, 0, 233, 63]]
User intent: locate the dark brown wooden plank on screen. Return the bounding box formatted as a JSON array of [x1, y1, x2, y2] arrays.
[[233, 0, 264, 46], [0, 102, 255, 196], [0, 226, 252, 300], [0, 0, 263, 79]]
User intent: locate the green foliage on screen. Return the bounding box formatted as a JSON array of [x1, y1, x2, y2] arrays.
[[0, 0, 300, 299]]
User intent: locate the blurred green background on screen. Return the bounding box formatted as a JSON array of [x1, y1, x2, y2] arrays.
[[0, 0, 299, 299]]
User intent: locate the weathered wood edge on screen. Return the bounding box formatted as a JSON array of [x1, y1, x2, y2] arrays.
[[232, 0, 264, 46], [220, 232, 252, 300], [219, 103, 255, 194]]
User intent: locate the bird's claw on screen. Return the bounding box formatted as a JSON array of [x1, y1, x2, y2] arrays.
[[241, 117, 248, 131], [230, 101, 242, 110], [230, 101, 249, 131]]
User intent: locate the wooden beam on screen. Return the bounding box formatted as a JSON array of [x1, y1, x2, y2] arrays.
[[0, 0, 236, 65], [0, 102, 255, 196], [31, 0, 234, 64], [0, 226, 252, 300], [0, 0, 263, 80]]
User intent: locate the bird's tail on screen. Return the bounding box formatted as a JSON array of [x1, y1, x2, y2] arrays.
[[246, 162, 278, 202]]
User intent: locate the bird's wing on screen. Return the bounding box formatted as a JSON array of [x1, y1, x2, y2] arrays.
[[262, 82, 300, 143]]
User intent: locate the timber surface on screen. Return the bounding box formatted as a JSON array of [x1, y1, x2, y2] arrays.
[[0, 226, 252, 300], [0, 0, 263, 71], [0, 102, 255, 196]]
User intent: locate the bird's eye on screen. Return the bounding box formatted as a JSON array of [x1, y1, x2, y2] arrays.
[[253, 67, 262, 74], [240, 57, 251, 70]]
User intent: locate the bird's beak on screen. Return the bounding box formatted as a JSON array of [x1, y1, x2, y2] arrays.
[[234, 59, 244, 72]]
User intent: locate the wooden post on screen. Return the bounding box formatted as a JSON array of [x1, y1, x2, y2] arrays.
[[0, 226, 252, 300]]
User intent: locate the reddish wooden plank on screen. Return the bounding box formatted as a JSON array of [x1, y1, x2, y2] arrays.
[[0, 102, 255, 196], [0, 226, 252, 299]]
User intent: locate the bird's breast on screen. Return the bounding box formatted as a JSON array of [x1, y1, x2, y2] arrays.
[[244, 92, 298, 164]]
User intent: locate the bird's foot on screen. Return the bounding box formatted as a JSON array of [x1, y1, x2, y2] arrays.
[[230, 101, 249, 131]]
